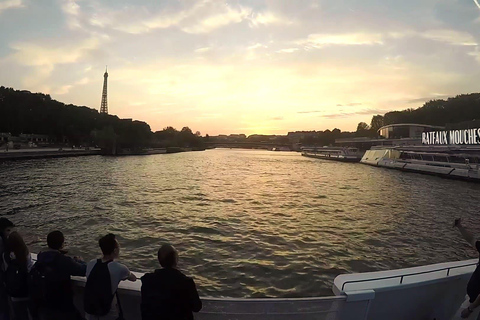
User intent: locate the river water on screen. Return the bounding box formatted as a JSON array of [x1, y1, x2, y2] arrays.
[[1, 149, 480, 298]]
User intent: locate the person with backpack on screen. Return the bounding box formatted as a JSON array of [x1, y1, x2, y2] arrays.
[[84, 233, 136, 320], [2, 231, 34, 320], [0, 218, 15, 320], [35, 230, 86, 320], [140, 244, 202, 320]]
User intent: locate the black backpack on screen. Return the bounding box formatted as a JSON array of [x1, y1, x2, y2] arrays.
[[3, 252, 29, 298], [84, 259, 115, 316], [28, 259, 57, 307]]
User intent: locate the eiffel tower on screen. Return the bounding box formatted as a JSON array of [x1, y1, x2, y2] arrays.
[[100, 66, 108, 114]]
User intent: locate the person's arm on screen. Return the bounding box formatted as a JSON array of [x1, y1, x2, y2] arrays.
[[462, 294, 480, 318], [63, 255, 87, 276], [120, 264, 137, 282], [26, 253, 34, 272], [127, 272, 137, 281], [455, 218, 477, 248], [188, 278, 202, 312], [2, 252, 7, 272]]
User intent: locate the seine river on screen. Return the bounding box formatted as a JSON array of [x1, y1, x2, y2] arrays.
[[1, 149, 480, 298]]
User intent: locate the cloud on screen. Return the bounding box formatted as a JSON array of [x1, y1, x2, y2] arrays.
[[181, 5, 250, 34], [276, 48, 299, 53], [292, 29, 476, 52], [10, 36, 102, 68], [336, 103, 363, 107], [195, 47, 211, 53], [271, 116, 284, 120], [299, 104, 366, 115], [54, 85, 73, 95], [8, 35, 104, 90], [297, 110, 323, 114], [321, 108, 388, 119], [247, 43, 268, 50], [87, 1, 252, 35], [59, 0, 82, 29], [406, 94, 451, 103], [297, 33, 383, 49], [468, 46, 480, 64], [0, 0, 23, 14], [421, 29, 477, 46], [249, 11, 286, 27]]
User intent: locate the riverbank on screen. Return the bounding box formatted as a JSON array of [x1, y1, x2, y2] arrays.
[[0, 148, 101, 161], [0, 146, 207, 160]]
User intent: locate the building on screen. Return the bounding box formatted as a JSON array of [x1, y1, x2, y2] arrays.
[[378, 123, 444, 139], [19, 133, 52, 143], [0, 133, 10, 143], [287, 131, 318, 143], [335, 123, 444, 150]]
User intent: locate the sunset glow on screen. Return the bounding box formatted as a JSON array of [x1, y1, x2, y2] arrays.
[[1, 0, 479, 135]]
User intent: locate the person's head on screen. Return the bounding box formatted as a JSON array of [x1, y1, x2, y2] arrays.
[[99, 233, 119, 258], [7, 231, 28, 265], [157, 244, 178, 268], [47, 230, 65, 250], [0, 218, 15, 239]]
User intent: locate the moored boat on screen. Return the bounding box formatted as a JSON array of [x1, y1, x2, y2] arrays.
[[361, 147, 480, 181], [301, 147, 362, 162]]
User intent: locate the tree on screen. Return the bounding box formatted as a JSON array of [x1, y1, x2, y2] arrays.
[[356, 122, 370, 132], [0, 86, 155, 148], [370, 115, 384, 132], [92, 126, 116, 154], [181, 127, 193, 134], [356, 122, 372, 137]]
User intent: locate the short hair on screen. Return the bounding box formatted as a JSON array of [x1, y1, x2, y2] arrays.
[[0, 218, 14, 232], [47, 231, 64, 250], [99, 233, 117, 255], [157, 244, 177, 268], [7, 231, 28, 265]]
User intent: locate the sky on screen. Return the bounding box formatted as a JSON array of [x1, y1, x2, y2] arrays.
[[0, 0, 480, 135]]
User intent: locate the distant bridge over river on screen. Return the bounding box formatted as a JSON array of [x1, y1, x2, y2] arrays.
[[205, 141, 293, 150]]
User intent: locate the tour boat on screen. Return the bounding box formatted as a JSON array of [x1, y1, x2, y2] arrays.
[[301, 147, 362, 162], [361, 147, 480, 181], [31, 254, 478, 320]]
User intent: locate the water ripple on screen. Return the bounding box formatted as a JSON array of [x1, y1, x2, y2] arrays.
[[1, 150, 480, 298]]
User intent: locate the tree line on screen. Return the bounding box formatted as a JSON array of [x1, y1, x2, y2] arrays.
[[356, 93, 480, 137], [2, 86, 479, 149], [0, 87, 204, 151]]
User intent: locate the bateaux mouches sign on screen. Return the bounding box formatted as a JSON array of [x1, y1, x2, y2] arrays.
[[422, 128, 480, 145]]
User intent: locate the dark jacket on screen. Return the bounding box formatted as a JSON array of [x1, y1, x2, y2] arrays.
[[141, 268, 202, 320], [36, 250, 86, 309]]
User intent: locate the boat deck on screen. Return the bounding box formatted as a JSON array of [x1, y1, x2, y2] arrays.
[[30, 254, 477, 320]]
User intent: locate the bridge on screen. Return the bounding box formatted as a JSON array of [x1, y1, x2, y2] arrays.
[[205, 141, 293, 150]]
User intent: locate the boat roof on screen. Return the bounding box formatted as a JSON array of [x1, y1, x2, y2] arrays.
[[378, 123, 445, 131], [399, 151, 480, 158]]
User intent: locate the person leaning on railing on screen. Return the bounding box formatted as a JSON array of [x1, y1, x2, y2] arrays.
[[141, 244, 202, 320], [36, 230, 87, 320], [455, 218, 480, 318], [0, 218, 15, 320]]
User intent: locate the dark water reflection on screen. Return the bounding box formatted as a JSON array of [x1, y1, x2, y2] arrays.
[[1, 149, 480, 297]]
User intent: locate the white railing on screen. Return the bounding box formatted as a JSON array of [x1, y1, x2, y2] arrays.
[[339, 260, 478, 291]]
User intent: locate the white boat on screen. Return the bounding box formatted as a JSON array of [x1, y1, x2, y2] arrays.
[[31, 254, 478, 320], [301, 147, 362, 162], [361, 147, 480, 181]]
